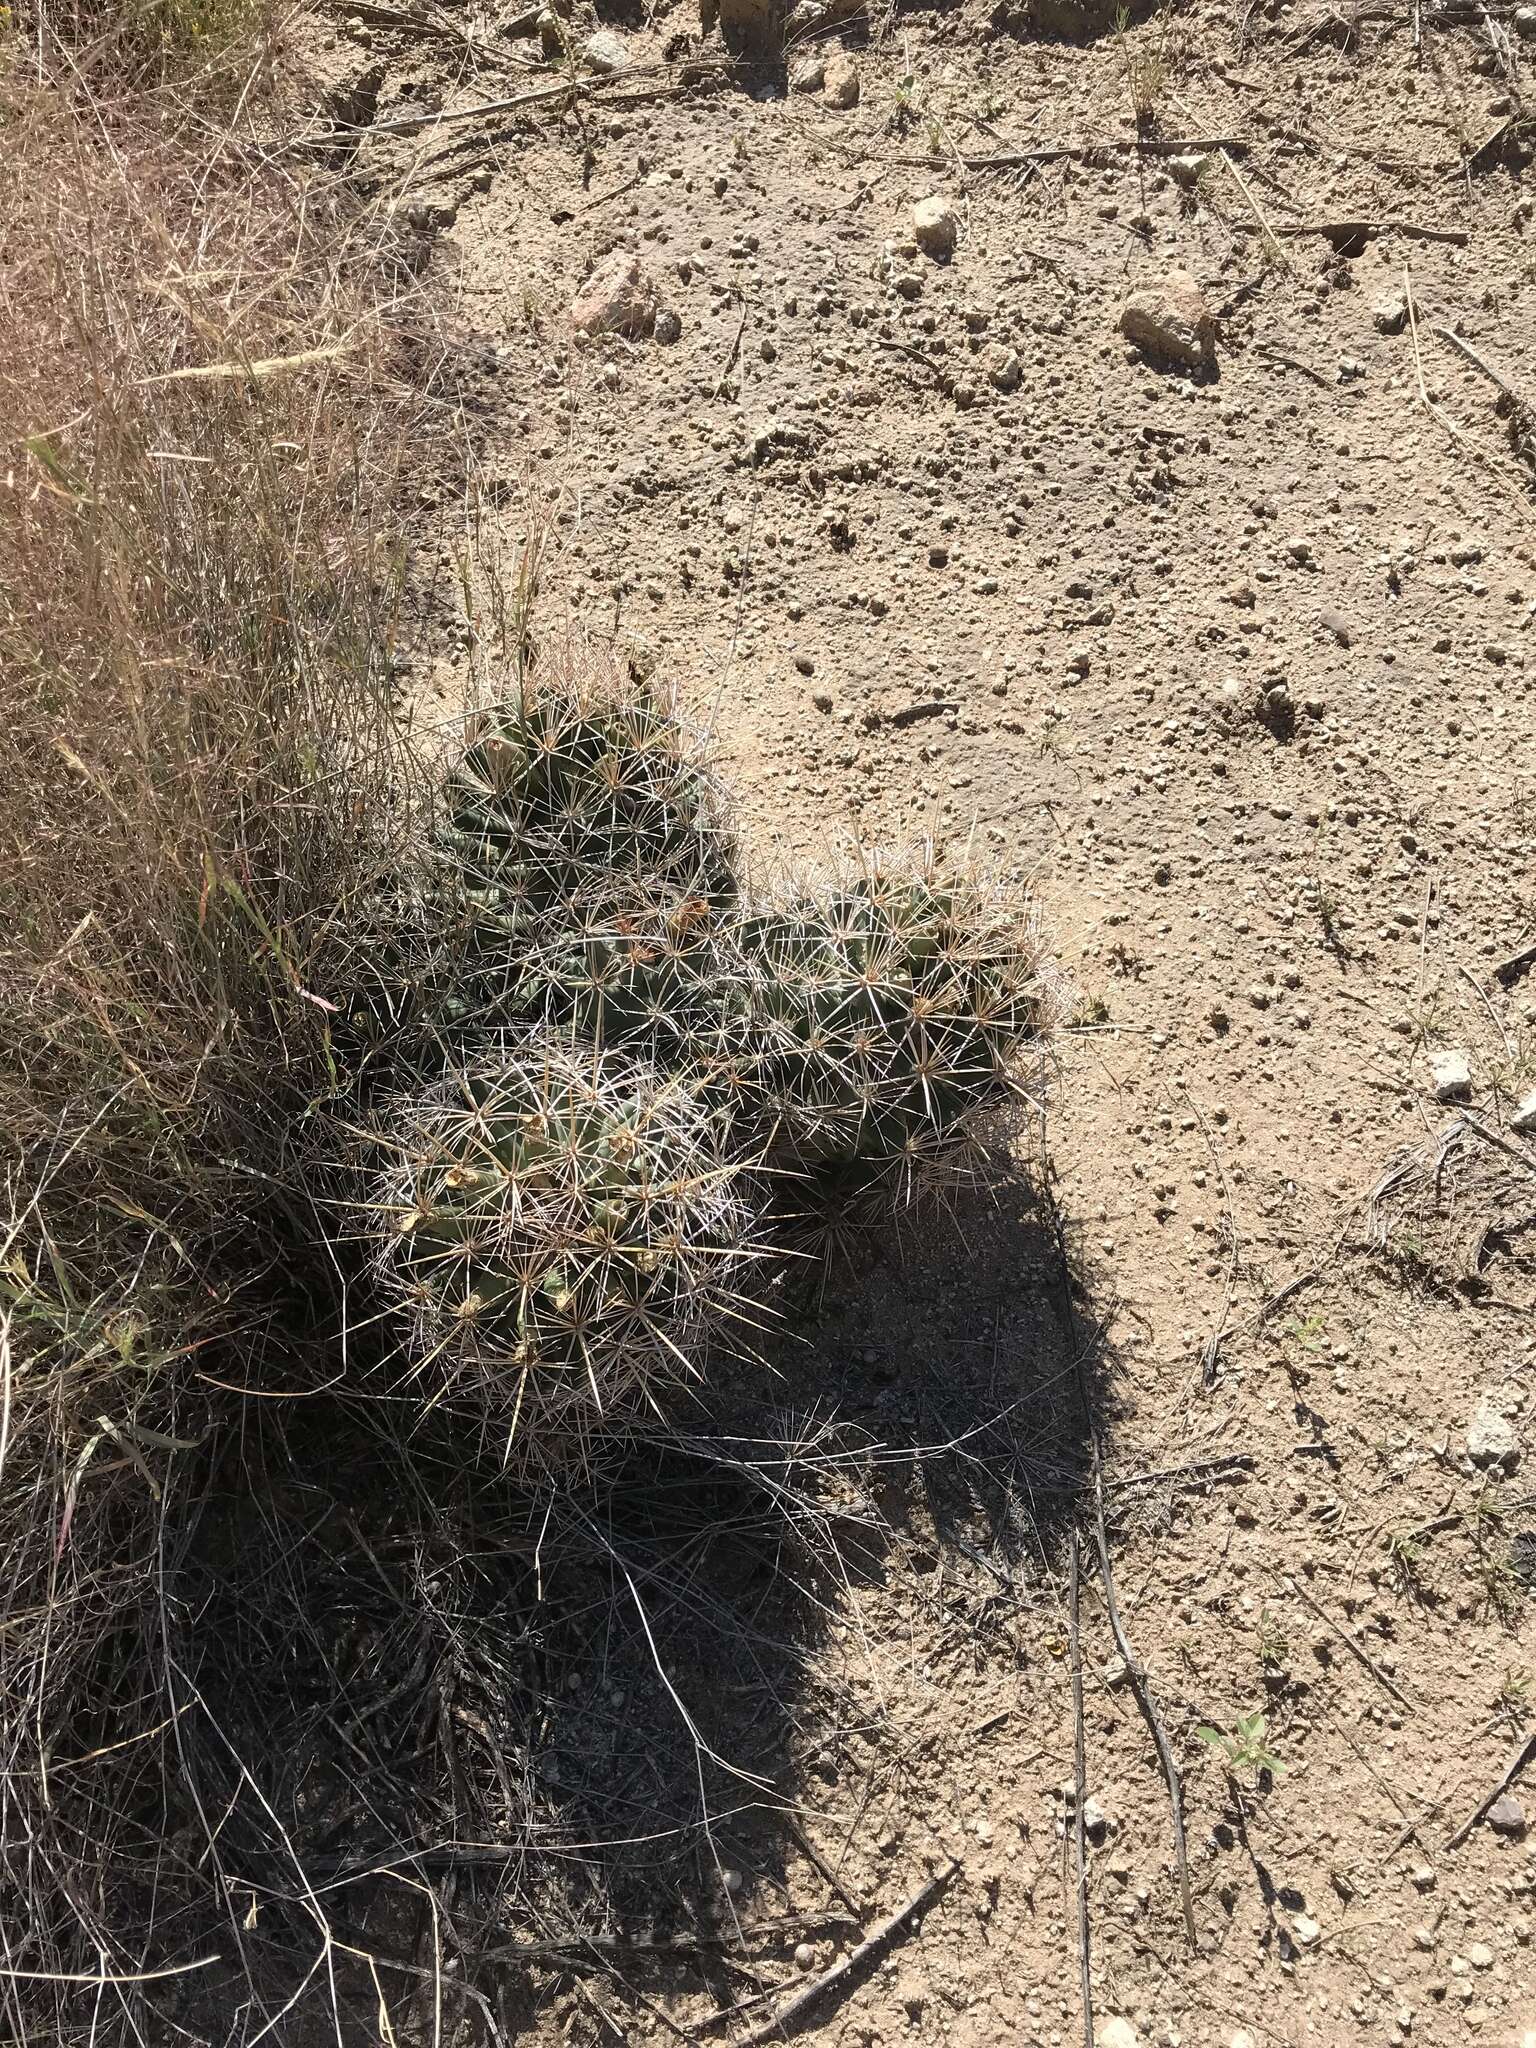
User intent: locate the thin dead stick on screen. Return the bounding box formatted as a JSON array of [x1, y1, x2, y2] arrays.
[[475, 1912, 862, 1966], [900, 134, 1251, 172], [291, 62, 727, 145], [1192, 1096, 1239, 1390], [1403, 264, 1462, 445], [1491, 937, 1536, 987], [1091, 1467, 1198, 1948], [329, 0, 540, 68], [1457, 960, 1515, 1065], [1444, 1733, 1536, 1850], [300, 76, 599, 141], [1068, 1526, 1093, 2048], [715, 298, 749, 399], [700, 1977, 797, 2030], [1274, 218, 1469, 246], [732, 1860, 960, 2047], [1253, 342, 1332, 386], [578, 170, 644, 212], [1414, 869, 1436, 1033], [1220, 148, 1293, 271], [1459, 1111, 1536, 1177], [872, 334, 952, 391], [784, 1815, 862, 1919], [1433, 324, 1535, 410], [589, 1964, 695, 2046], [1107, 1453, 1256, 1492], [1459, 112, 1528, 168], [0, 1956, 220, 1985], [1274, 1573, 1415, 1708]]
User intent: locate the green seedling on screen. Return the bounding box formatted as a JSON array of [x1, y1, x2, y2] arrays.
[[1257, 1609, 1290, 1675], [1196, 1710, 1284, 1782], [1283, 1310, 1328, 1355]]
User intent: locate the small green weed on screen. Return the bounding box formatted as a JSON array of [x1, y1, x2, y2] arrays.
[[1197, 1710, 1283, 1782], [1282, 1310, 1328, 1355], [1257, 1610, 1290, 1676], [1493, 1664, 1531, 1729], [1383, 1525, 1426, 1589], [1115, 5, 1168, 131], [1473, 1554, 1524, 1628], [1379, 1229, 1433, 1286], [888, 70, 922, 135]]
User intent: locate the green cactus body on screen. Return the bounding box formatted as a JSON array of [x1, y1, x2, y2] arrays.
[[511, 893, 742, 1054], [439, 690, 735, 946], [741, 862, 1047, 1208], [371, 1033, 760, 1463]]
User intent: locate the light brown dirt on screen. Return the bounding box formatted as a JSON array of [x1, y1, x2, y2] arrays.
[[293, 4, 1536, 2040]]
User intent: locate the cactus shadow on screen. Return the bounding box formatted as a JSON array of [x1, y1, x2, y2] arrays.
[[160, 1161, 1112, 2042]]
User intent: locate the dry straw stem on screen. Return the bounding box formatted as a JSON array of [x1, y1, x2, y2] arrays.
[[0, 43, 439, 2037]]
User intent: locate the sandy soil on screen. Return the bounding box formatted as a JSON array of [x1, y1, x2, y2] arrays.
[[288, 2, 1536, 2039]]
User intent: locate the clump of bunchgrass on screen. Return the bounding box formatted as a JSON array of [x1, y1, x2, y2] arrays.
[[0, 49, 436, 2035]]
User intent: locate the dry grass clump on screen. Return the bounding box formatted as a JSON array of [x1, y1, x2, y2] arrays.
[[0, 49, 431, 2032], [22, 0, 274, 86]]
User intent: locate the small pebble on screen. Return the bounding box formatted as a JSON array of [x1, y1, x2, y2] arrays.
[[1427, 1048, 1472, 1101], [912, 194, 960, 260], [1489, 1793, 1527, 1836]]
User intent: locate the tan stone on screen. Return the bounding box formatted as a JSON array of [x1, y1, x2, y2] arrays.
[[570, 250, 658, 339], [822, 46, 859, 106], [912, 194, 960, 260], [1119, 268, 1215, 369]]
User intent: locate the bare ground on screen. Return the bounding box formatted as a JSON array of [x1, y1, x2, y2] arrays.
[[286, 2, 1536, 2039]]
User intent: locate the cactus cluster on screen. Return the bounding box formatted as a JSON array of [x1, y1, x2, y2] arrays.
[[360, 664, 1052, 1465]]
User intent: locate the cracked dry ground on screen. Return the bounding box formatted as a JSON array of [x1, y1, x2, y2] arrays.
[[300, 0, 1536, 2039]]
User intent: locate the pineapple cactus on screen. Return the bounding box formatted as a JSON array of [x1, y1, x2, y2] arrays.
[[437, 677, 735, 959], [739, 851, 1050, 1214], [507, 885, 751, 1077], [368, 1032, 763, 1467]]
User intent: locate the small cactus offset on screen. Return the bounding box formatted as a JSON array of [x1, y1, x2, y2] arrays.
[[739, 851, 1052, 1213], [437, 674, 735, 973], [508, 886, 747, 1069], [368, 1032, 763, 1466]]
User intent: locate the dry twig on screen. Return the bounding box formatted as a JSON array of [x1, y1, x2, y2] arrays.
[[1274, 1573, 1415, 1708], [1274, 218, 1469, 246], [1090, 1467, 1198, 1948], [1068, 1526, 1094, 2048], [1220, 148, 1293, 271], [732, 1861, 961, 2047], [1444, 1732, 1536, 1850]]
